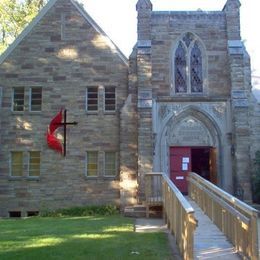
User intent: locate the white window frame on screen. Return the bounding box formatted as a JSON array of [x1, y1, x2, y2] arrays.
[[86, 87, 99, 112], [104, 86, 116, 112], [85, 151, 99, 177], [12, 87, 25, 112], [29, 87, 42, 112], [28, 151, 41, 178], [104, 151, 117, 177], [10, 151, 23, 177]]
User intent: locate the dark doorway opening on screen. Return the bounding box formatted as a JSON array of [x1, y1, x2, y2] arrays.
[[191, 147, 210, 181], [9, 211, 21, 218]]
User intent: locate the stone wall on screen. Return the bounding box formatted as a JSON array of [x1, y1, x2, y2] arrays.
[[135, 0, 258, 201], [151, 11, 230, 98], [0, 0, 128, 217]]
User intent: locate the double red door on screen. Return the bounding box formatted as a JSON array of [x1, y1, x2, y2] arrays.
[[170, 147, 191, 194]]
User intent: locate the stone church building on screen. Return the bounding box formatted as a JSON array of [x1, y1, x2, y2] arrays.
[[0, 0, 259, 217]]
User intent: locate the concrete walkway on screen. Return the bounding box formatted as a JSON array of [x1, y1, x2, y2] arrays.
[[135, 218, 167, 232], [189, 199, 241, 260]]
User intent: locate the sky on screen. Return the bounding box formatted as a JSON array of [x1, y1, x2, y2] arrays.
[[80, 0, 260, 97]]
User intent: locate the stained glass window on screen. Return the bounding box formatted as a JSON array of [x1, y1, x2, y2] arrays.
[[175, 43, 187, 93], [190, 42, 203, 93]]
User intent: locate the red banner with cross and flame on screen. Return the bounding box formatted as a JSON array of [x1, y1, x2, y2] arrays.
[[46, 110, 78, 156], [46, 110, 63, 154]]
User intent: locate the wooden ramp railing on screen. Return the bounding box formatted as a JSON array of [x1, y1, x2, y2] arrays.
[[145, 172, 197, 260], [188, 172, 259, 260], [145, 173, 163, 218]]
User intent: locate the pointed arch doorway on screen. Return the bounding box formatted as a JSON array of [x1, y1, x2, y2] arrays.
[[157, 106, 223, 194]]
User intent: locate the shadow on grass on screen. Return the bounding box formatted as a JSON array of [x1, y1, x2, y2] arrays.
[[0, 216, 173, 260]]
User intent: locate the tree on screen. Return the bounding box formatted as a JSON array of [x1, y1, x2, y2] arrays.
[[0, 0, 47, 54]]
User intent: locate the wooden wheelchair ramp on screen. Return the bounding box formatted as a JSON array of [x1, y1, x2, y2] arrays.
[[188, 198, 241, 259], [145, 172, 259, 260]]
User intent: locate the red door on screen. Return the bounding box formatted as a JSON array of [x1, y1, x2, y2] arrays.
[[170, 147, 191, 194]]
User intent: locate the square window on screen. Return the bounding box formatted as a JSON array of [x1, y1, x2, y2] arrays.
[[30, 88, 42, 111], [12, 88, 24, 112], [11, 152, 23, 177], [29, 152, 40, 177], [104, 152, 117, 177], [86, 87, 98, 112], [105, 87, 116, 111], [86, 152, 98, 177]]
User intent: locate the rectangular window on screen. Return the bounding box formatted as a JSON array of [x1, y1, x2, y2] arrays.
[[104, 152, 117, 177], [11, 152, 23, 177], [105, 87, 116, 111], [86, 87, 98, 112], [29, 151, 41, 177], [30, 88, 42, 111], [12, 87, 24, 111], [86, 152, 98, 177]]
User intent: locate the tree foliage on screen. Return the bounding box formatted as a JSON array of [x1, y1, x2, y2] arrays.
[[0, 0, 47, 54], [252, 150, 260, 203]]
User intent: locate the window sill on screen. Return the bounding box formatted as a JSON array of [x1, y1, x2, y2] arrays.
[[83, 175, 118, 180], [27, 177, 40, 181], [84, 175, 99, 179], [8, 176, 40, 181], [11, 111, 25, 115], [103, 176, 118, 180], [86, 111, 99, 115], [28, 111, 42, 114], [8, 176, 23, 181], [104, 111, 116, 115]]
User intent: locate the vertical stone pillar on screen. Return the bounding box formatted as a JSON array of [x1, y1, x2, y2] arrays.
[[120, 50, 138, 208], [136, 0, 153, 201], [224, 0, 252, 201]]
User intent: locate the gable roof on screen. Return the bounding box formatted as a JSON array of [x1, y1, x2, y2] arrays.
[[0, 0, 128, 65]]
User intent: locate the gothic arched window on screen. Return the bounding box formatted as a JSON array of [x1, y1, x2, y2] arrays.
[[190, 42, 203, 93], [175, 43, 187, 93], [173, 33, 205, 94]]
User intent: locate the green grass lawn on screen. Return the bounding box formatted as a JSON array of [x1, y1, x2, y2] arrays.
[[0, 215, 173, 260]]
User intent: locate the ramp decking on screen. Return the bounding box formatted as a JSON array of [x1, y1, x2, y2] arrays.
[[189, 199, 241, 259]]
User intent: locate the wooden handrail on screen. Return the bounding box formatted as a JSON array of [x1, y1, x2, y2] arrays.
[[162, 173, 197, 260], [188, 172, 259, 260], [145, 172, 197, 260]]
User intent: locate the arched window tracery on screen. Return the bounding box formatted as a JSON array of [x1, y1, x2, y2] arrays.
[[190, 42, 203, 93], [175, 43, 187, 93], [173, 33, 205, 94]]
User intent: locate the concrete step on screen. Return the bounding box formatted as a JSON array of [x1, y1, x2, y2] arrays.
[[124, 205, 163, 218], [124, 205, 146, 218]]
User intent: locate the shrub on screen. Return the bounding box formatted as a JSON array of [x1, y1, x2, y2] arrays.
[[40, 204, 119, 217], [252, 151, 260, 203]]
